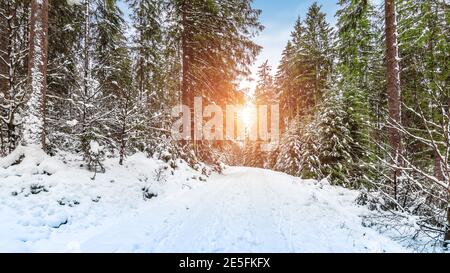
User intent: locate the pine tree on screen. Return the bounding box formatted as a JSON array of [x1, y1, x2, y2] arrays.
[[246, 60, 278, 168], [172, 0, 263, 107], [128, 0, 162, 100], [168, 0, 263, 164], [255, 60, 276, 105], [276, 3, 333, 124], [278, 83, 355, 185], [276, 40, 297, 128], [336, 0, 375, 85], [128, 0, 176, 156], [109, 46, 138, 165], [274, 2, 334, 181], [336, 0, 377, 183], [47, 0, 129, 170], [308, 85, 354, 186], [302, 2, 334, 107]]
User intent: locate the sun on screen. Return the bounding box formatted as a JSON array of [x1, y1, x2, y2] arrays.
[[240, 103, 255, 128]]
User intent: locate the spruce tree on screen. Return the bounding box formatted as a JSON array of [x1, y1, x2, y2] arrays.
[[255, 60, 276, 105], [276, 41, 297, 128], [302, 2, 334, 107], [307, 85, 354, 186], [336, 0, 375, 85], [171, 0, 263, 108], [336, 0, 376, 183]]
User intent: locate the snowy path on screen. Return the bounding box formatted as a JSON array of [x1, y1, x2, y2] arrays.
[[26, 167, 406, 253]]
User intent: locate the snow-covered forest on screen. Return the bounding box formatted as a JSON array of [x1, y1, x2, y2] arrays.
[[0, 0, 449, 253]]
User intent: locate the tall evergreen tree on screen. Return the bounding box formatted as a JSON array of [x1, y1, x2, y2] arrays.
[[276, 3, 333, 124], [172, 0, 263, 108], [302, 2, 334, 107], [255, 60, 275, 105], [336, 0, 376, 183], [128, 0, 177, 156], [276, 40, 297, 128], [336, 0, 375, 85]]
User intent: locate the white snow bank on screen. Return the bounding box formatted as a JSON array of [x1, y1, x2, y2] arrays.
[[0, 145, 64, 175], [0, 147, 207, 252]]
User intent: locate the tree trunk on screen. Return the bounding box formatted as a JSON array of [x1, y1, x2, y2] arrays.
[[0, 1, 18, 152], [6, 4, 17, 152], [24, 0, 48, 148], [180, 0, 191, 109], [119, 100, 127, 166], [81, 0, 90, 157], [180, 0, 194, 143], [385, 0, 402, 198], [0, 2, 9, 97], [119, 134, 125, 165], [433, 150, 444, 181], [445, 193, 450, 247]]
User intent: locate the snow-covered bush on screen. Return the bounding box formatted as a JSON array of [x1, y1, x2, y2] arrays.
[[274, 119, 304, 176], [85, 140, 105, 177]]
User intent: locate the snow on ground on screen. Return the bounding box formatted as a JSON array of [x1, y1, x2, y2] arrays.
[[1, 148, 409, 252]]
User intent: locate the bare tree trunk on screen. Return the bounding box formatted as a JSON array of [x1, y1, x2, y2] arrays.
[[119, 127, 126, 165], [180, 0, 191, 109], [1, 0, 19, 152], [0, 1, 9, 96], [6, 3, 18, 153], [81, 0, 90, 157], [24, 0, 48, 149], [385, 0, 402, 198], [180, 0, 194, 145], [434, 150, 444, 181], [139, 54, 145, 101], [119, 100, 128, 166], [445, 187, 450, 247]]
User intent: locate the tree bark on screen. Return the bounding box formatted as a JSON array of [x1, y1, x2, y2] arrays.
[[180, 0, 194, 144], [385, 0, 402, 197], [180, 0, 192, 109], [433, 150, 444, 181], [0, 1, 19, 152], [0, 2, 8, 97], [81, 0, 90, 157], [445, 193, 450, 247], [25, 0, 48, 148]]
